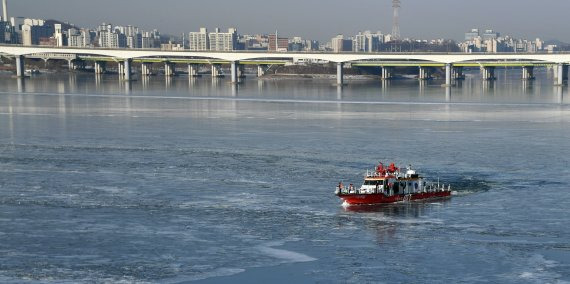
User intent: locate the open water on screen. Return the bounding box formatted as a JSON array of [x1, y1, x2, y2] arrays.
[[0, 69, 569, 283]]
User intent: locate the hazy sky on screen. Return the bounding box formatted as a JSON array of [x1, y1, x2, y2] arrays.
[[8, 0, 570, 42]]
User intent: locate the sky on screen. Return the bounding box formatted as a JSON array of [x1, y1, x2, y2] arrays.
[[7, 0, 570, 42]]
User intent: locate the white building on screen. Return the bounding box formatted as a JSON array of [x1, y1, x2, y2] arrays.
[[189, 27, 209, 51], [331, 35, 344, 53], [97, 23, 127, 48], [126, 34, 142, 48], [21, 18, 52, 46], [208, 28, 237, 51], [353, 31, 384, 52], [54, 24, 64, 47], [141, 30, 160, 49], [99, 30, 126, 48], [68, 28, 91, 47], [331, 34, 352, 52]]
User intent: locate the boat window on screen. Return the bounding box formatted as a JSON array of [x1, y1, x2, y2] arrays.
[[415, 183, 419, 190], [364, 180, 384, 186]]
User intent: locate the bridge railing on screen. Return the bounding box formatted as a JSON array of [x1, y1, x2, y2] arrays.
[[1, 43, 570, 56]]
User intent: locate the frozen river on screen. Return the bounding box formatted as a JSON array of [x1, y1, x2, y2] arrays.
[[0, 70, 569, 283]]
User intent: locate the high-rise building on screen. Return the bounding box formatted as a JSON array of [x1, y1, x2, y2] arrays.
[[0, 16, 17, 44], [353, 31, 383, 52], [535, 38, 544, 51], [21, 19, 53, 45], [189, 28, 209, 51], [126, 34, 142, 48], [0, 21, 8, 42], [331, 35, 352, 52], [68, 28, 91, 47], [305, 40, 320, 51], [96, 23, 127, 48], [54, 24, 65, 47], [208, 28, 237, 51], [268, 33, 288, 51], [465, 29, 480, 41], [482, 29, 500, 40], [99, 30, 126, 48], [141, 30, 160, 49], [94, 22, 158, 49]]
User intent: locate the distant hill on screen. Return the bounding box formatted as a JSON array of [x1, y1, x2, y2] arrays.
[[544, 39, 568, 46], [44, 19, 79, 31]]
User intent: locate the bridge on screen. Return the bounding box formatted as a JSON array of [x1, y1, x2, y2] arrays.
[[1, 45, 570, 86]]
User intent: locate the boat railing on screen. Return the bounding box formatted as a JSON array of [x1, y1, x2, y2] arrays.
[[337, 182, 451, 196], [365, 169, 401, 178]]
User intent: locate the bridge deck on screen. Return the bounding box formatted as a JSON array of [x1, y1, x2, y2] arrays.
[[2, 45, 570, 64]]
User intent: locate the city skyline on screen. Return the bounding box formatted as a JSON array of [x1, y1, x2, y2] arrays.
[[7, 0, 570, 42]]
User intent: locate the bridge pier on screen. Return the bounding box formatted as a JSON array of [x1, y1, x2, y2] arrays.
[[444, 64, 452, 86], [164, 62, 175, 76], [230, 61, 239, 84], [123, 59, 132, 81], [453, 66, 464, 80], [381, 67, 393, 80], [257, 65, 266, 77], [522, 66, 534, 80], [94, 61, 106, 74], [15, 55, 25, 77], [336, 62, 344, 86], [118, 63, 124, 77], [140, 62, 152, 76], [188, 64, 200, 77], [418, 66, 430, 80], [481, 66, 496, 80], [211, 64, 222, 78], [555, 63, 567, 86], [68, 59, 76, 71]]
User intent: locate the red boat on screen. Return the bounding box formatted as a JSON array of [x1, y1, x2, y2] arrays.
[[335, 162, 451, 206]]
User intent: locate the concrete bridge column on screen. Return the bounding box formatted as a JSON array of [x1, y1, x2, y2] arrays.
[[453, 66, 464, 80], [522, 66, 534, 80], [445, 64, 452, 86], [481, 66, 496, 80], [556, 63, 567, 86], [164, 62, 175, 76], [230, 61, 239, 84], [143, 62, 153, 76], [336, 62, 344, 86], [188, 64, 199, 77], [418, 66, 430, 80], [68, 59, 76, 71], [211, 64, 222, 77], [15, 55, 25, 77], [123, 59, 132, 81], [381, 67, 393, 80], [257, 65, 266, 77], [94, 61, 106, 74], [141, 62, 152, 77], [118, 63, 125, 78]]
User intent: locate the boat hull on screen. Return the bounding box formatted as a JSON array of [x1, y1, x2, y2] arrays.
[[339, 191, 451, 205]]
